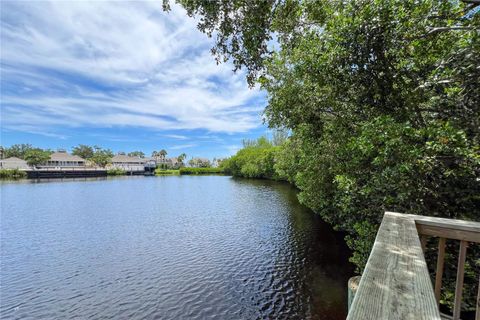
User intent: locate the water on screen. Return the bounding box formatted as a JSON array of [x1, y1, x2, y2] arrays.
[[1, 176, 352, 319]]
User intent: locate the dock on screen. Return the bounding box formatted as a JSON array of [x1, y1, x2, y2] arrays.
[[347, 211, 480, 320], [26, 168, 108, 179]]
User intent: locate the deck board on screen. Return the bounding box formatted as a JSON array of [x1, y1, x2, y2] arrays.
[[347, 212, 441, 319]]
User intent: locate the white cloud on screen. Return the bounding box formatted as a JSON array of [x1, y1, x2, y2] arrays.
[[169, 144, 196, 150], [164, 134, 188, 140], [0, 1, 265, 135]]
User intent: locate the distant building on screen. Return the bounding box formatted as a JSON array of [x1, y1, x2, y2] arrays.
[[188, 157, 211, 168], [167, 157, 180, 168], [154, 156, 183, 169], [211, 158, 224, 168], [43, 151, 86, 167], [0, 157, 30, 170], [110, 155, 145, 171]]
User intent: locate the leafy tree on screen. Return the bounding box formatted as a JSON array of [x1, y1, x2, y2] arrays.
[[90, 146, 113, 168], [128, 151, 145, 158], [24, 149, 51, 167], [3, 144, 34, 159], [72, 144, 94, 159], [223, 137, 279, 179], [271, 129, 288, 146], [178, 153, 187, 163], [159, 149, 167, 158]]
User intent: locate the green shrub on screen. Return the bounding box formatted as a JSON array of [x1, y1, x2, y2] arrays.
[[222, 137, 280, 179], [155, 169, 180, 175], [179, 167, 224, 175], [0, 169, 27, 179], [107, 168, 126, 176]]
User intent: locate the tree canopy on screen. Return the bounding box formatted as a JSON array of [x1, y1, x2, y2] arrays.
[[24, 149, 51, 167], [128, 151, 145, 158], [90, 146, 113, 167], [72, 144, 94, 159]]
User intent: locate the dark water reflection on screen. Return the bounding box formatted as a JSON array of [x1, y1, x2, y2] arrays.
[[1, 176, 352, 319]]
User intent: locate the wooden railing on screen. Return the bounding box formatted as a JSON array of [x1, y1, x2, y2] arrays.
[[347, 212, 480, 320]]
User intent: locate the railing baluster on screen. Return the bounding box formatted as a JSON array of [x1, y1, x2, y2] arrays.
[[453, 240, 468, 320], [435, 237, 446, 305], [420, 235, 428, 253]]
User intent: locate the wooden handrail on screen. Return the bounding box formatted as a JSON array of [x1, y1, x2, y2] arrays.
[[412, 215, 480, 320], [347, 212, 480, 320]]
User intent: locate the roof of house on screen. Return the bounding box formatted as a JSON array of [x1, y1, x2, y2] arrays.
[[111, 155, 145, 163], [0, 157, 27, 163], [49, 152, 85, 162]]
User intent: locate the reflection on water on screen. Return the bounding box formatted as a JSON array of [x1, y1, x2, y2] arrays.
[[1, 176, 352, 319]]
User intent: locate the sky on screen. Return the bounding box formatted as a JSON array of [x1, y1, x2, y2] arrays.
[[0, 1, 270, 159]]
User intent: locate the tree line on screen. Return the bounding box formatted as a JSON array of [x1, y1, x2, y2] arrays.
[[1, 144, 188, 167]]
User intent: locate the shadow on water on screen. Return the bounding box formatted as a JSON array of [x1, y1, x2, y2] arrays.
[[231, 178, 354, 319], [1, 175, 353, 320]]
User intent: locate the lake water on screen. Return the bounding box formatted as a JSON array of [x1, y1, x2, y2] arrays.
[[1, 176, 352, 319]]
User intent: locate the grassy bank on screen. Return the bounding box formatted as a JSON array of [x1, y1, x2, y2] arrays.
[[155, 169, 180, 175], [179, 167, 224, 175], [0, 169, 27, 179]]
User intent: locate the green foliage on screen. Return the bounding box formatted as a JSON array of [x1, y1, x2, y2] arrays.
[[223, 137, 280, 179], [271, 129, 289, 146], [3, 144, 34, 159], [0, 169, 27, 179], [72, 144, 94, 159], [90, 147, 113, 168], [178, 153, 187, 163], [128, 151, 145, 158], [179, 167, 224, 175], [106, 168, 126, 176], [24, 149, 51, 167], [155, 169, 180, 175]]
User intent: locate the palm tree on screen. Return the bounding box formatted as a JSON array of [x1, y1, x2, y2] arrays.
[[152, 151, 158, 157], [159, 149, 167, 160], [178, 153, 187, 163]]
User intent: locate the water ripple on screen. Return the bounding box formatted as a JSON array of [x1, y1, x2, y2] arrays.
[[1, 176, 352, 319]]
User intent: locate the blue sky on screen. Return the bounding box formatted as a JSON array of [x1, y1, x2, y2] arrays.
[[0, 1, 270, 159]]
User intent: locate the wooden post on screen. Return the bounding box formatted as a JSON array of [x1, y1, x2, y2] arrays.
[[434, 237, 446, 305], [348, 276, 361, 311], [453, 240, 468, 320]]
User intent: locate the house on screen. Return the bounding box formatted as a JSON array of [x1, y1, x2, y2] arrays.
[[152, 156, 183, 169], [0, 157, 30, 170], [167, 157, 180, 168], [110, 155, 145, 171], [211, 158, 224, 168], [188, 157, 211, 168], [143, 157, 157, 167], [43, 151, 86, 167]]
